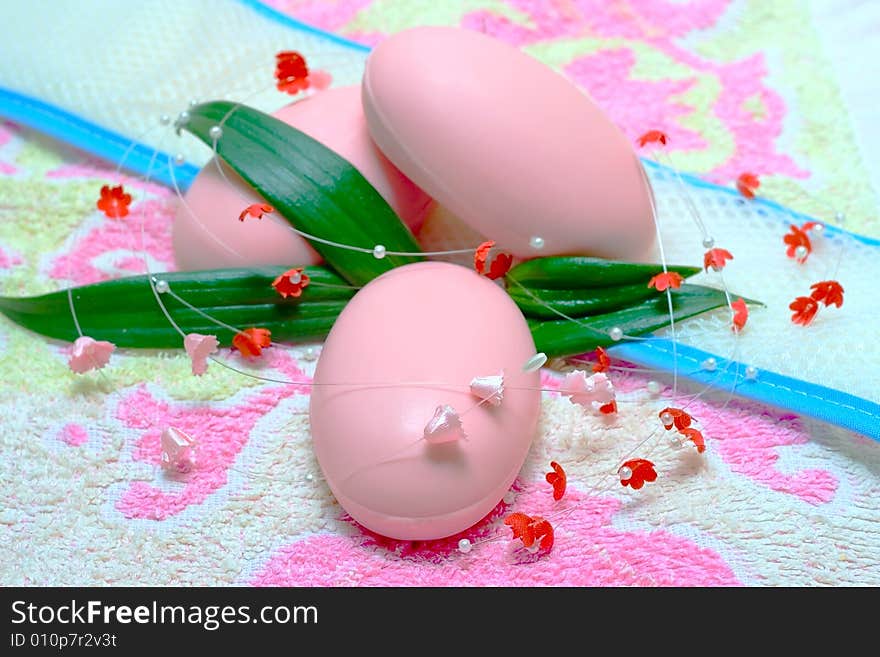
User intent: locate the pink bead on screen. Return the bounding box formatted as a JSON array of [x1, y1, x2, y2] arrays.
[[469, 372, 504, 407], [423, 405, 466, 444], [160, 427, 196, 474]]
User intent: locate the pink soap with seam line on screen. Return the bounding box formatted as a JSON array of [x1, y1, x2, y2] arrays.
[[309, 261, 541, 540], [362, 26, 656, 261], [172, 85, 432, 270]]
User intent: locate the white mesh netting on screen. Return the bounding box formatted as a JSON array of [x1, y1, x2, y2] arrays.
[[0, 0, 367, 165]]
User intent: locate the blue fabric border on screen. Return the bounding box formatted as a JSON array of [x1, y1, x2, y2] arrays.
[[608, 339, 880, 441], [0, 0, 877, 438], [0, 87, 199, 189]]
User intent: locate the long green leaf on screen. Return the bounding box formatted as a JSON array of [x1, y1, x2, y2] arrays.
[[507, 282, 661, 319], [528, 284, 738, 357], [507, 257, 701, 289], [0, 267, 352, 348], [184, 102, 423, 286]]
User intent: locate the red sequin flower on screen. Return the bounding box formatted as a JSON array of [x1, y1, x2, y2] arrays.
[[783, 225, 812, 264], [731, 297, 748, 332], [238, 203, 274, 222], [275, 51, 310, 94], [789, 296, 819, 326], [810, 280, 844, 308], [545, 461, 567, 501], [647, 271, 684, 292], [504, 513, 555, 551], [703, 248, 734, 272], [274, 51, 332, 95], [637, 130, 668, 148], [619, 459, 657, 490], [599, 400, 618, 415], [473, 240, 513, 280], [96, 184, 132, 219], [272, 267, 310, 298], [736, 172, 760, 199], [592, 346, 611, 373], [232, 328, 272, 357], [659, 407, 692, 430], [679, 427, 706, 454]]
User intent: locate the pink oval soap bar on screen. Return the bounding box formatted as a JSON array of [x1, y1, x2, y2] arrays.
[[173, 86, 432, 270], [363, 27, 655, 260], [310, 262, 541, 540]]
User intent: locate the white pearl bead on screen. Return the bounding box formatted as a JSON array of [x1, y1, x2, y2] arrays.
[[305, 473, 313, 482], [372, 244, 386, 259], [669, 434, 683, 448], [646, 380, 661, 395], [702, 236, 715, 249], [522, 352, 547, 373], [458, 538, 472, 553], [173, 153, 186, 166], [176, 110, 190, 124], [702, 357, 717, 371], [834, 212, 845, 224], [289, 272, 302, 284], [660, 411, 673, 426], [745, 365, 758, 380], [812, 223, 825, 234], [795, 245, 808, 259], [154, 280, 170, 294], [609, 327, 624, 342], [189, 99, 199, 108], [159, 114, 171, 126], [208, 125, 223, 141], [529, 236, 545, 250], [618, 466, 632, 481]]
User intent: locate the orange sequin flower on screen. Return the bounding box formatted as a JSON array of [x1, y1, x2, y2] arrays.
[[592, 346, 611, 373], [503, 512, 555, 551], [647, 271, 684, 292], [232, 328, 272, 357], [789, 296, 819, 326], [545, 461, 567, 501], [809, 280, 844, 308], [783, 225, 812, 264], [736, 172, 760, 199], [238, 203, 274, 222], [473, 240, 513, 280], [619, 459, 657, 490], [272, 267, 311, 298], [637, 130, 668, 148], [97, 184, 132, 219], [703, 248, 734, 272], [731, 297, 748, 332], [275, 51, 310, 94], [659, 407, 692, 431], [679, 427, 706, 454]]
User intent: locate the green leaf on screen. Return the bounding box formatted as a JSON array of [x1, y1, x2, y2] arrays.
[[507, 257, 701, 289], [0, 266, 352, 348], [528, 284, 740, 358], [506, 282, 660, 319], [184, 101, 423, 286]]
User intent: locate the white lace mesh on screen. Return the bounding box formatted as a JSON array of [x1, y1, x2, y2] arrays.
[[0, 0, 367, 165]]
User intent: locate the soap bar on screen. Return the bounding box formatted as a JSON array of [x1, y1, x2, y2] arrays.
[[173, 85, 431, 270], [362, 27, 656, 260], [310, 262, 541, 540]]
